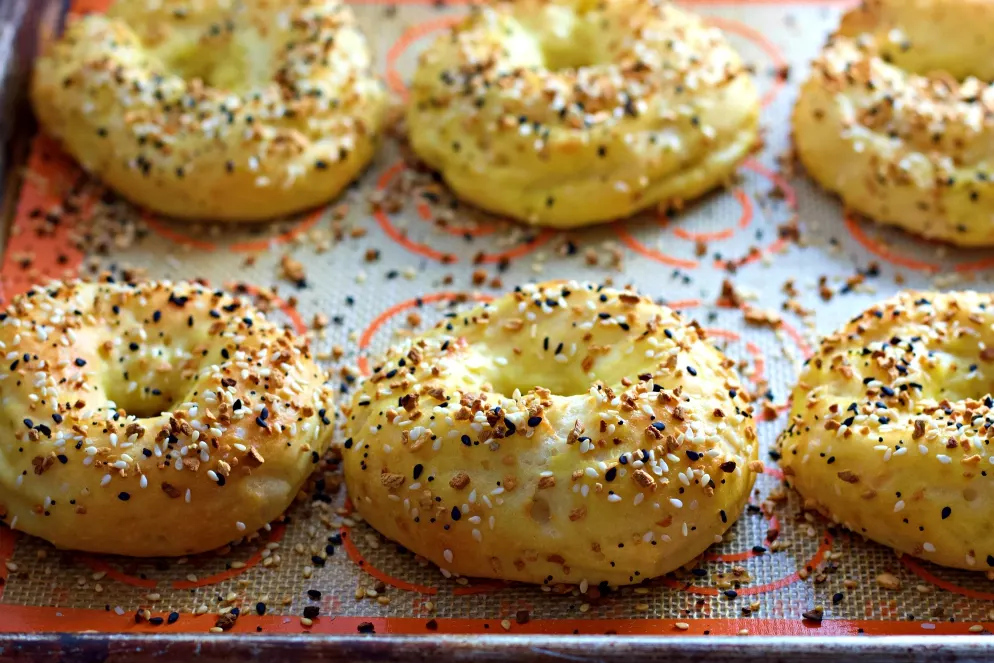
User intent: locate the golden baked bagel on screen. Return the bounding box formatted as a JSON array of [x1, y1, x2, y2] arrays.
[[794, 0, 994, 246], [31, 0, 385, 222], [342, 281, 758, 586], [779, 291, 994, 571], [406, 0, 760, 228], [0, 279, 334, 556]]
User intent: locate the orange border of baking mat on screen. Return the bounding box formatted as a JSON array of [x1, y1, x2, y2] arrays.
[[0, 608, 988, 636]]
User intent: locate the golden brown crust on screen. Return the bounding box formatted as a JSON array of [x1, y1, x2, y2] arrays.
[[406, 0, 760, 228], [779, 290, 994, 571], [794, 0, 994, 246], [0, 279, 335, 556], [31, 0, 385, 222], [343, 281, 758, 587]]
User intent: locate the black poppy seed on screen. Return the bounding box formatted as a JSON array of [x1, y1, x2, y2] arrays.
[[74, 358, 87, 367]]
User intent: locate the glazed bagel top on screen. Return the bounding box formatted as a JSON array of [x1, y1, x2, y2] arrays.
[[794, 0, 994, 245], [406, 0, 759, 227], [779, 291, 994, 570], [343, 281, 758, 586], [0, 279, 335, 556], [31, 0, 385, 222]]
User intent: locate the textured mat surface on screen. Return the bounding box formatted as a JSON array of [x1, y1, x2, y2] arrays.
[[2, 0, 994, 638]]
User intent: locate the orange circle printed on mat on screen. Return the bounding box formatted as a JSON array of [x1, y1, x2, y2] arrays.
[[844, 214, 994, 274], [358, 291, 495, 375], [142, 207, 324, 254], [616, 159, 796, 271], [371, 162, 555, 264]]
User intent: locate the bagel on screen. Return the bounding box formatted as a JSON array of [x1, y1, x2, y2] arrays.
[[342, 281, 758, 586], [0, 279, 334, 556], [778, 291, 994, 571], [406, 0, 760, 229], [794, 0, 994, 246], [31, 0, 385, 222]]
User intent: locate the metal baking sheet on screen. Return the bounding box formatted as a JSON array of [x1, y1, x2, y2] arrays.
[[2, 0, 994, 660]]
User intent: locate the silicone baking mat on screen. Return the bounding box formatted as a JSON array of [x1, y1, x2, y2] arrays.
[[2, 0, 994, 639]]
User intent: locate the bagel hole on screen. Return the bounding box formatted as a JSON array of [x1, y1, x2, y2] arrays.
[[517, 5, 608, 72], [487, 373, 588, 398], [104, 386, 181, 420], [529, 497, 551, 523], [143, 27, 278, 95], [540, 46, 600, 72], [157, 52, 268, 95]]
